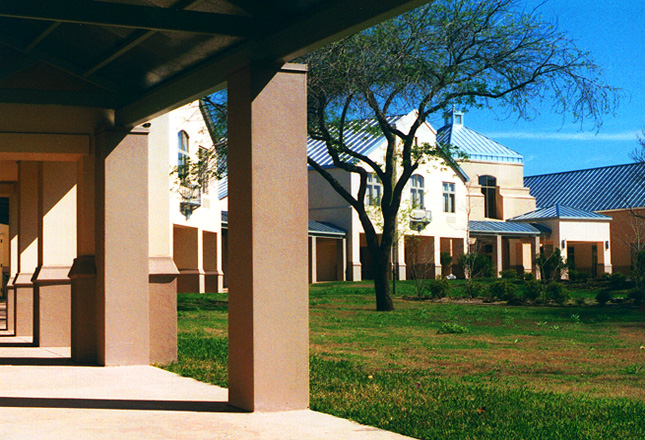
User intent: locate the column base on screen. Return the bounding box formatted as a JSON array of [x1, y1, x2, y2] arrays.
[[149, 257, 179, 365], [348, 263, 362, 281], [33, 266, 72, 347], [13, 273, 34, 338], [69, 256, 98, 364]]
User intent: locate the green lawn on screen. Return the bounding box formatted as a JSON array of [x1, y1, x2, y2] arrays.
[[163, 281, 645, 440]]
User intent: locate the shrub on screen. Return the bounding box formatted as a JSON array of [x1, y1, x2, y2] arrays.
[[546, 282, 569, 305], [489, 280, 518, 302], [500, 269, 518, 279], [627, 288, 644, 305], [440, 252, 453, 272], [608, 272, 627, 290], [596, 289, 612, 306], [522, 280, 544, 302], [427, 277, 451, 299], [568, 270, 589, 283], [458, 253, 495, 278], [464, 281, 487, 298], [437, 323, 468, 334], [523, 272, 535, 281]]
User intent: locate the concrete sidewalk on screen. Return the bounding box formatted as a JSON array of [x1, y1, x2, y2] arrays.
[[0, 361, 414, 440]]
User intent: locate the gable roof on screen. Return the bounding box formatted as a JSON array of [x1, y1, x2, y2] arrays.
[[508, 204, 612, 222], [436, 118, 523, 164], [524, 163, 645, 212]]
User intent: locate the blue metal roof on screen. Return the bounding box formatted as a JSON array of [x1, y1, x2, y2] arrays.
[[307, 115, 405, 168], [508, 204, 612, 221], [469, 220, 549, 236], [217, 176, 228, 200], [436, 123, 523, 164], [221, 210, 346, 237], [525, 163, 645, 212]]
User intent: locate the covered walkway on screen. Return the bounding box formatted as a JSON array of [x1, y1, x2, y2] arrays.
[[0, 360, 412, 440]]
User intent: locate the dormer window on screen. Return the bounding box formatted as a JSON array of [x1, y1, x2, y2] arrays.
[[454, 114, 462, 125]]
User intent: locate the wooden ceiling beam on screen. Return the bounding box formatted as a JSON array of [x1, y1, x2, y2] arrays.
[[115, 0, 428, 127], [0, 0, 254, 37]]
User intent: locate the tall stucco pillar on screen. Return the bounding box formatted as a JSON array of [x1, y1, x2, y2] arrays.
[[433, 236, 442, 278], [396, 238, 407, 280], [531, 236, 540, 280], [337, 237, 347, 281], [227, 63, 309, 411], [33, 161, 76, 347], [70, 153, 98, 363], [309, 236, 317, 284], [347, 211, 362, 281], [495, 235, 503, 278], [6, 190, 18, 334], [14, 162, 39, 337], [148, 114, 178, 365], [94, 128, 150, 365], [601, 241, 612, 275]]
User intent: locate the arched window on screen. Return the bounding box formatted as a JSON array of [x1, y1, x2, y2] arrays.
[[177, 130, 189, 179], [410, 174, 424, 208], [479, 175, 497, 219]]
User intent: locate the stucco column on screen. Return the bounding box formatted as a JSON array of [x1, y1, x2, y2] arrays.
[[309, 236, 317, 284], [531, 236, 540, 280], [227, 63, 309, 411], [6, 190, 18, 334], [94, 127, 150, 366], [495, 235, 503, 278], [347, 213, 362, 281], [600, 241, 612, 275], [433, 236, 442, 278], [396, 237, 407, 280], [148, 116, 178, 364], [337, 237, 347, 281], [33, 161, 76, 347], [70, 153, 98, 363], [14, 162, 39, 337]]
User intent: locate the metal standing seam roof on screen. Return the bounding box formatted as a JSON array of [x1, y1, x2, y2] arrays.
[[508, 204, 612, 222], [221, 211, 346, 237], [436, 123, 523, 164], [307, 115, 406, 169], [524, 163, 645, 212], [469, 220, 550, 236]]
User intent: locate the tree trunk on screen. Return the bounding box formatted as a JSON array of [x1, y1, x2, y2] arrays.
[[373, 257, 394, 311]]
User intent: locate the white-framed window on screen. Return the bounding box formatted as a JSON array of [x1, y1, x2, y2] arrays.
[[443, 182, 455, 213], [365, 173, 382, 206], [177, 130, 189, 180], [410, 174, 425, 208]]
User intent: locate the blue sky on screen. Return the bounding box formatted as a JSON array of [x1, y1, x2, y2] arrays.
[[429, 0, 645, 177]]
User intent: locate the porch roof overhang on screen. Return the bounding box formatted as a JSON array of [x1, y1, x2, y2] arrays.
[[0, 0, 427, 127], [469, 220, 551, 238]]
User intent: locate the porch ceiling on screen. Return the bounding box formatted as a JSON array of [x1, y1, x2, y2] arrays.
[[0, 0, 425, 127]]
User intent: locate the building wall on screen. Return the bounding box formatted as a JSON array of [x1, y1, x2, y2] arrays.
[[461, 161, 536, 221], [602, 208, 645, 274]]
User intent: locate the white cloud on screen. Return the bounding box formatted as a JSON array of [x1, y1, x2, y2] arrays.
[[486, 130, 641, 141]]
